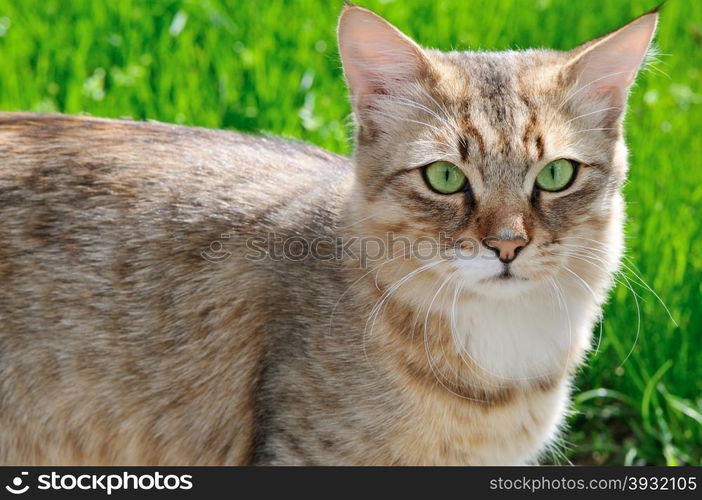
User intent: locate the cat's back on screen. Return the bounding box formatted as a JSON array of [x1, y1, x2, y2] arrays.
[[0, 112, 351, 223], [0, 112, 352, 272], [0, 112, 352, 465], [0, 112, 352, 326]]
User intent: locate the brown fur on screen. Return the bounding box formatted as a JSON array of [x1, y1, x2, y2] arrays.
[[0, 4, 657, 465]]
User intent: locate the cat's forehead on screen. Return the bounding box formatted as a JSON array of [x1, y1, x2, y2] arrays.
[[417, 50, 567, 173], [427, 50, 566, 112]]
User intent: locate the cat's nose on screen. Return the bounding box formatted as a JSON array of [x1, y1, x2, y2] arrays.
[[484, 235, 528, 264]]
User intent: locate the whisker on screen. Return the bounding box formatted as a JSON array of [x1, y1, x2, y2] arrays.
[[555, 248, 642, 366], [369, 109, 447, 136], [564, 106, 621, 124], [571, 127, 617, 134], [328, 251, 407, 339], [450, 280, 494, 390], [557, 237, 677, 326], [558, 263, 605, 356], [387, 94, 457, 132], [555, 275, 576, 381], [557, 70, 631, 111], [362, 260, 444, 371], [422, 270, 488, 401]]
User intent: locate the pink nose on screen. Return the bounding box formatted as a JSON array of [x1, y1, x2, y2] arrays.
[[484, 237, 528, 264]]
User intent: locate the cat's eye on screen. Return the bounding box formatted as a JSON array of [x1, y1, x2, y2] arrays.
[[535, 159, 576, 192], [422, 161, 467, 194]]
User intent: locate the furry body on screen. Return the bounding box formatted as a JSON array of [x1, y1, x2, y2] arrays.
[[0, 5, 657, 465], [0, 113, 574, 465]]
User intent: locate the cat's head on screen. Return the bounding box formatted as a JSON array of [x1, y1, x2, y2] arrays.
[[338, 4, 657, 302]]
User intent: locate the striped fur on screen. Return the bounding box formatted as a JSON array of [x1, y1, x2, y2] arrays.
[[0, 5, 657, 464]]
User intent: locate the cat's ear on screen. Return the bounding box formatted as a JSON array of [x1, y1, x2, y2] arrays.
[[564, 9, 658, 119], [338, 4, 428, 106]]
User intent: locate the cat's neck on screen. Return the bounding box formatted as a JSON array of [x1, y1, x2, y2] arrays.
[[352, 268, 596, 397], [336, 206, 599, 395]]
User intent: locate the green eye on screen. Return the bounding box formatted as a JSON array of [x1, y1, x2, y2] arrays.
[[423, 161, 467, 194], [535, 159, 576, 192]]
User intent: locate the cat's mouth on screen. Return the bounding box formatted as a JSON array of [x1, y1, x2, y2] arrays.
[[482, 266, 528, 283]]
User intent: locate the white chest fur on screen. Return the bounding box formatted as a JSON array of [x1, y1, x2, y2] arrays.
[[382, 282, 597, 464], [452, 283, 598, 382]]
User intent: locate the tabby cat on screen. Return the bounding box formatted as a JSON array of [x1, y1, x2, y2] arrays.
[[0, 4, 657, 465]]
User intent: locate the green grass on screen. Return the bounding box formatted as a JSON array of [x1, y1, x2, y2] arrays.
[[0, 0, 699, 465]]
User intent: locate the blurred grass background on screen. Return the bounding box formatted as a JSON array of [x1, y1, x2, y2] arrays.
[[0, 0, 699, 465]]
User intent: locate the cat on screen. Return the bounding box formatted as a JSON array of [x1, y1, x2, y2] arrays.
[[0, 3, 657, 465]]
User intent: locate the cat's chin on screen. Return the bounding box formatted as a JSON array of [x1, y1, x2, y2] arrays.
[[468, 272, 541, 300]]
